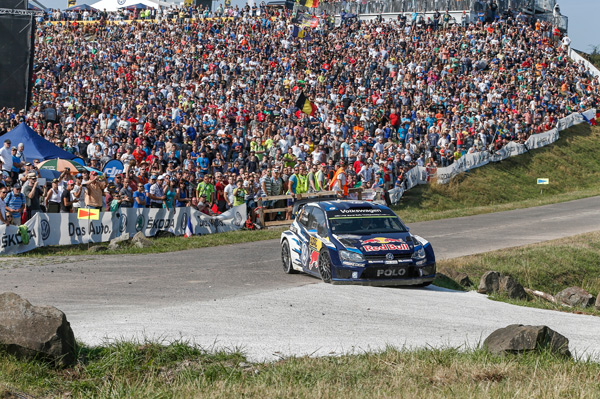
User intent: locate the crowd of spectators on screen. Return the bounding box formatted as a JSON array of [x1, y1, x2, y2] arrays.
[[0, 2, 598, 226]]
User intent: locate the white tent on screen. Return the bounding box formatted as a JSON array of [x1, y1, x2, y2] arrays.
[[89, 0, 169, 12]]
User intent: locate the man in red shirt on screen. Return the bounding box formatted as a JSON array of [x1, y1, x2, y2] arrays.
[[214, 172, 230, 213]]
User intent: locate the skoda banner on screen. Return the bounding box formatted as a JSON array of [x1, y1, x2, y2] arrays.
[[102, 159, 125, 182]]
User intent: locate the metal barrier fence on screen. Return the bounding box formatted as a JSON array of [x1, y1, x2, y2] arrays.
[[316, 0, 559, 17], [257, 187, 383, 228]]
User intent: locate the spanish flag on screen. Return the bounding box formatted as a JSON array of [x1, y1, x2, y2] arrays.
[[296, 0, 319, 8], [295, 92, 317, 117]]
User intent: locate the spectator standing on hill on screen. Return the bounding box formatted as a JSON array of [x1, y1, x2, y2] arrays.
[[84, 172, 107, 211]]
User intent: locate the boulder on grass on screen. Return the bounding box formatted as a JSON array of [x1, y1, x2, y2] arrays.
[[444, 270, 473, 287], [131, 232, 153, 248], [555, 287, 594, 308], [484, 324, 570, 358], [499, 275, 527, 300], [0, 292, 76, 367], [478, 271, 526, 300], [108, 233, 130, 250], [478, 271, 500, 294]]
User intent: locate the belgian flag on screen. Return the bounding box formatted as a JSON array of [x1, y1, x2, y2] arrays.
[[296, 0, 319, 8], [295, 92, 317, 117]]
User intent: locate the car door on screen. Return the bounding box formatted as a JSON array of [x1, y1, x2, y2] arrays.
[[303, 207, 329, 273], [295, 206, 314, 273]]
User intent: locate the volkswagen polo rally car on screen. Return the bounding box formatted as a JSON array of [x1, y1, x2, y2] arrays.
[[280, 200, 436, 286]]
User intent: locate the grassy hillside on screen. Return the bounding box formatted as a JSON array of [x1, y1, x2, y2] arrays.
[[397, 123, 600, 222]]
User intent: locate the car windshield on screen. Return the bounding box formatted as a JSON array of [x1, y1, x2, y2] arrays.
[[327, 215, 408, 235]]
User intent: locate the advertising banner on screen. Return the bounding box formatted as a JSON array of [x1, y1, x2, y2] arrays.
[[525, 128, 559, 151], [0, 214, 43, 255], [0, 206, 247, 255]]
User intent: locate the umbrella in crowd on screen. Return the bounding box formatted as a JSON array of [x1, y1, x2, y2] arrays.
[[38, 169, 61, 180], [37, 158, 87, 174]]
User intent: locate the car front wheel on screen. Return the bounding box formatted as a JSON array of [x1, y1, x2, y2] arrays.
[[318, 250, 332, 283], [281, 239, 297, 274]]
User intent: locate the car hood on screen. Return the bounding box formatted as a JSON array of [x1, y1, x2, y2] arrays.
[[333, 232, 415, 255]]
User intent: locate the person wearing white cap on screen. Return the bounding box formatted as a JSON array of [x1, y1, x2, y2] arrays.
[[148, 175, 166, 208]]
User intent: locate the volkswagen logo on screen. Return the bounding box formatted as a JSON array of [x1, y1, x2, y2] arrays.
[[40, 219, 51, 241], [117, 0, 126, 4], [385, 253, 394, 261]]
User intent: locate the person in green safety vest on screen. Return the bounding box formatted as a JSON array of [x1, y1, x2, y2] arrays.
[[296, 165, 309, 195]]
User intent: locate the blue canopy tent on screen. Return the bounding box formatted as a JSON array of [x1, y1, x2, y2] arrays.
[[0, 123, 76, 163]]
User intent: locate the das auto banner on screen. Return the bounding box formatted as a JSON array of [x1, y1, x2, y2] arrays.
[[0, 206, 247, 254]]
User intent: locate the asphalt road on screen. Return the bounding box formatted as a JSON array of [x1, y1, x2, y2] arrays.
[[1, 196, 600, 361]]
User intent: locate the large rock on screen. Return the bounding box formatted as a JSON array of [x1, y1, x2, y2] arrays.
[[499, 275, 527, 300], [478, 271, 526, 300], [444, 270, 473, 287], [555, 287, 594, 308], [0, 292, 76, 366], [483, 324, 570, 358], [477, 271, 500, 294], [131, 232, 153, 249], [595, 294, 600, 311], [108, 232, 130, 250]]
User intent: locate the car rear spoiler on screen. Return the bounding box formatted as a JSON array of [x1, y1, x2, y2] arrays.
[[292, 195, 339, 218]]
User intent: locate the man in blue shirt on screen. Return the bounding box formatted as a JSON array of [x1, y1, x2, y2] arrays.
[[5, 183, 25, 225], [196, 151, 210, 175]]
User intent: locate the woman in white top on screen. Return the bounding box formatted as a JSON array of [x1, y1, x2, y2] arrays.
[[45, 179, 63, 213]]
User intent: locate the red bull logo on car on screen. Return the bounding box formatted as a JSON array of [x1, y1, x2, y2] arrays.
[[361, 238, 409, 251], [363, 244, 410, 252], [361, 237, 406, 245]]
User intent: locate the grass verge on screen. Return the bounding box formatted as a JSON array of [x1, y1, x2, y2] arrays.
[[437, 230, 600, 316], [2, 342, 600, 399]]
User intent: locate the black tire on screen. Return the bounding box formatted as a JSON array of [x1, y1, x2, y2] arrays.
[[318, 250, 332, 283], [281, 240, 297, 274]]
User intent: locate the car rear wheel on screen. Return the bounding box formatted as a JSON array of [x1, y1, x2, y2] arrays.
[[281, 240, 297, 274], [318, 250, 332, 283]]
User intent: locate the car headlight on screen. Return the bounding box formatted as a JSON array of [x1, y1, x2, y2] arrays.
[[412, 246, 426, 260], [339, 250, 365, 263]]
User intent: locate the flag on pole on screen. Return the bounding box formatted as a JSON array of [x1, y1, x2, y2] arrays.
[[295, 92, 317, 117], [78, 208, 100, 220], [184, 216, 194, 237], [296, 0, 319, 8]]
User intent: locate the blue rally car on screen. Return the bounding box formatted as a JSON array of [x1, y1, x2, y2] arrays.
[[280, 200, 436, 286]]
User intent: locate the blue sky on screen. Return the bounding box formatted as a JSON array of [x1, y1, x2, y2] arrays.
[[39, 0, 600, 53], [559, 0, 600, 53]]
